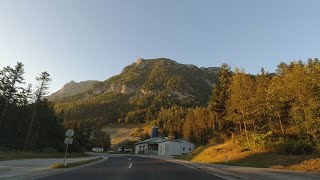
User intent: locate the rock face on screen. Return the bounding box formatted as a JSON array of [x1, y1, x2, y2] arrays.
[[48, 80, 101, 101]]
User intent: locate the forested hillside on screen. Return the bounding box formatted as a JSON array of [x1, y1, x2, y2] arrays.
[[158, 59, 320, 154], [50, 58, 320, 155], [53, 58, 219, 125]]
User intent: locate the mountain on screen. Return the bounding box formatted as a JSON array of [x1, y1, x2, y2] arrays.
[[52, 58, 219, 124], [48, 80, 101, 102]]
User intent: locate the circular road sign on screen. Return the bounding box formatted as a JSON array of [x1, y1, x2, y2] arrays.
[[66, 129, 75, 137]]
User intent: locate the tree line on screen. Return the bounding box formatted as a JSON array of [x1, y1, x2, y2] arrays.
[[0, 62, 110, 152], [156, 59, 320, 154]]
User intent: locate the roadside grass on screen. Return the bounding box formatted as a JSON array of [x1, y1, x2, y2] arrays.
[[177, 141, 320, 172], [0, 151, 87, 161], [51, 157, 103, 169]]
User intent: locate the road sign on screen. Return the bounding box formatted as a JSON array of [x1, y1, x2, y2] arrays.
[[64, 137, 73, 144], [66, 129, 74, 137]]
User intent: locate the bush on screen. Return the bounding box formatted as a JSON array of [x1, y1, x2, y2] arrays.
[[315, 144, 320, 154], [249, 132, 318, 155], [51, 163, 64, 169], [268, 134, 316, 155]]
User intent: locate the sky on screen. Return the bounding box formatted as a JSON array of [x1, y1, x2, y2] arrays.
[[1, 0, 320, 93]]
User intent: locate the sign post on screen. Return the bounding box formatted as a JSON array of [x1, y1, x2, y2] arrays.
[[64, 129, 74, 167]]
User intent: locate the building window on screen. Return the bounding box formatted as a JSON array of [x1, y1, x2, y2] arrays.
[[189, 148, 191, 151], [183, 147, 185, 151]]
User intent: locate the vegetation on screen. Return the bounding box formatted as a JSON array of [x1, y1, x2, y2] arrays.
[[177, 140, 320, 172], [4, 58, 319, 163], [0, 62, 64, 151], [53, 58, 219, 125], [0, 151, 86, 161], [50, 157, 103, 169], [158, 59, 320, 155], [0, 62, 111, 153], [52, 58, 320, 157]]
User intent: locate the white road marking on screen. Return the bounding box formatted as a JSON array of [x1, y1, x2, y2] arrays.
[[129, 162, 132, 168]]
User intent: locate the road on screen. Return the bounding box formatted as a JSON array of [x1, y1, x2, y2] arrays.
[[38, 155, 223, 180]]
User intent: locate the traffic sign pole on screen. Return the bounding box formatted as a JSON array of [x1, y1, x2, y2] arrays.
[[64, 129, 74, 167], [64, 138, 70, 166]]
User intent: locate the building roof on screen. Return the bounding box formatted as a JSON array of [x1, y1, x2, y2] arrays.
[[160, 138, 195, 145], [134, 137, 167, 145]]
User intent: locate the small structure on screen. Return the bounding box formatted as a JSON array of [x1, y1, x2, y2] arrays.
[[92, 147, 104, 153], [117, 147, 123, 152], [134, 137, 166, 155], [151, 126, 159, 138], [158, 139, 195, 156]]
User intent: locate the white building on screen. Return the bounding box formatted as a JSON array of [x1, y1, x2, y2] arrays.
[[92, 147, 104, 152], [158, 139, 195, 156], [135, 137, 195, 156], [134, 137, 167, 155]]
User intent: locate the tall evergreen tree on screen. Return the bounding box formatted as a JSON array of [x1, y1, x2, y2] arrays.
[[24, 71, 51, 150], [208, 64, 232, 132], [227, 68, 255, 142], [0, 62, 25, 127]]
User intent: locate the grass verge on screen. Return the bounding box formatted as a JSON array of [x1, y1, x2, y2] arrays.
[[51, 157, 103, 169], [0, 151, 86, 161], [176, 141, 320, 172]]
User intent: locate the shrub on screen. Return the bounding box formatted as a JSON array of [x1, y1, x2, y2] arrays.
[[51, 163, 64, 169], [269, 135, 316, 155]]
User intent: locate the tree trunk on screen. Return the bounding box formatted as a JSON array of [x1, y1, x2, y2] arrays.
[[276, 111, 284, 134], [0, 102, 9, 127], [244, 122, 249, 143], [15, 118, 22, 137], [24, 103, 37, 151]]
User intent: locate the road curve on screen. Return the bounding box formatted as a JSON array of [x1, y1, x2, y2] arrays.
[[38, 155, 223, 180]]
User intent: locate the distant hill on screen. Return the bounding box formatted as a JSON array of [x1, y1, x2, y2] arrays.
[[48, 80, 101, 102], [52, 58, 219, 124]]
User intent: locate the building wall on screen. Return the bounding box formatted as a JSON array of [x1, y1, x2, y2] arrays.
[[158, 141, 182, 156], [179, 140, 195, 154], [135, 143, 148, 155], [136, 138, 195, 156]]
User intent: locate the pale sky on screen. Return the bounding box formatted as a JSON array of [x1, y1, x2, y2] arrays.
[[1, 0, 320, 93]]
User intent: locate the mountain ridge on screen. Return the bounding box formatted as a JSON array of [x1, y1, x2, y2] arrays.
[[52, 58, 220, 124]]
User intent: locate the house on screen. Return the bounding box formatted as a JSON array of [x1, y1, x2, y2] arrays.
[[158, 139, 195, 156], [134, 137, 167, 155]]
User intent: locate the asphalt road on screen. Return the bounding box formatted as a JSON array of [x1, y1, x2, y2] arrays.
[[38, 155, 224, 180]]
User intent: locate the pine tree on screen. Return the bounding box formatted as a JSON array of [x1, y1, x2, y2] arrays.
[[227, 68, 255, 142], [0, 62, 25, 127], [208, 63, 232, 132], [24, 71, 51, 150]]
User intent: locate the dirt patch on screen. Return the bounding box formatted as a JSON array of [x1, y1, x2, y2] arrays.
[[102, 124, 144, 147]]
